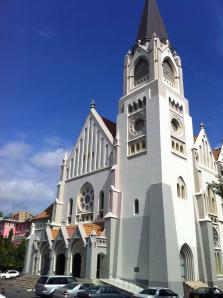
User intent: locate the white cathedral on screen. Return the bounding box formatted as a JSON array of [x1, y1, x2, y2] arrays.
[[24, 0, 223, 296]]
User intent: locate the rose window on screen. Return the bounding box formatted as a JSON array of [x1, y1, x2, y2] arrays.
[[78, 183, 94, 213]]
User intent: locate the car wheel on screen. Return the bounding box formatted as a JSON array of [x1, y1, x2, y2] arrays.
[[2, 276, 6, 280]]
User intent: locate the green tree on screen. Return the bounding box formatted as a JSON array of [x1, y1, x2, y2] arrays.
[[15, 239, 27, 269], [208, 174, 223, 199]]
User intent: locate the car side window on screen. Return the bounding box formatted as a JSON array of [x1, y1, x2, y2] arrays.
[[107, 287, 120, 294], [101, 287, 107, 293], [159, 290, 177, 296], [141, 289, 157, 295], [61, 277, 68, 284]]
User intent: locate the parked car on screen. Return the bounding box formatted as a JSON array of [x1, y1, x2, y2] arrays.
[[189, 287, 223, 298], [76, 285, 131, 298], [133, 288, 179, 298], [0, 270, 20, 279], [52, 282, 94, 298], [35, 275, 77, 297]]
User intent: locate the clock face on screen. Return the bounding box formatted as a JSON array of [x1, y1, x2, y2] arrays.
[[129, 116, 145, 137], [171, 117, 183, 136]]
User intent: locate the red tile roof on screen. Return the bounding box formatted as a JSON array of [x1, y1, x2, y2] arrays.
[[33, 204, 53, 221], [83, 223, 104, 236], [102, 117, 116, 138]]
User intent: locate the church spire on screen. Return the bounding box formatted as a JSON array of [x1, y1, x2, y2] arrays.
[[137, 0, 169, 43]]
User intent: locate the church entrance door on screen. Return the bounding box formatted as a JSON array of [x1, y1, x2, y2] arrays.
[[72, 253, 82, 277], [55, 253, 65, 275]]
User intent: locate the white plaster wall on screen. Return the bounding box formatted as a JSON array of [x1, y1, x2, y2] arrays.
[[159, 84, 199, 279], [117, 81, 164, 281], [62, 168, 112, 223]]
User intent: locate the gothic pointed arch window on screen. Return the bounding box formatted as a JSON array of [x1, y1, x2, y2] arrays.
[[99, 191, 104, 218], [67, 198, 73, 224], [177, 177, 187, 199], [134, 199, 139, 215], [134, 57, 149, 85], [162, 58, 175, 86], [180, 244, 195, 281], [208, 187, 217, 215]]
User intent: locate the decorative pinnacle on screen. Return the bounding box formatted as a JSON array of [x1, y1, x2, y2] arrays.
[[90, 99, 96, 109], [200, 122, 205, 129]]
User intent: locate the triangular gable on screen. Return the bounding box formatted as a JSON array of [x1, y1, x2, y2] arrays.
[[83, 223, 104, 237], [66, 225, 77, 238], [40, 225, 52, 248], [194, 127, 217, 171], [54, 225, 69, 247], [66, 107, 115, 179]]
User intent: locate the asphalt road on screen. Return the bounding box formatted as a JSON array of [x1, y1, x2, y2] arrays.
[[1, 287, 36, 298]]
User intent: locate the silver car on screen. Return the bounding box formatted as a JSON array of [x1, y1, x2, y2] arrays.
[[52, 282, 94, 298], [35, 275, 77, 297], [133, 288, 180, 298]]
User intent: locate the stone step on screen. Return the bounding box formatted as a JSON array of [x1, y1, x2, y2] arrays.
[[101, 278, 143, 294], [184, 281, 208, 289]]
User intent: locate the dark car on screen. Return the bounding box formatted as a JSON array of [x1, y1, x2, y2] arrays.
[[76, 285, 131, 298], [189, 287, 223, 298]]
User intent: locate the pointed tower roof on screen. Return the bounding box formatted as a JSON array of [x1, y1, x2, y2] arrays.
[[137, 0, 169, 43]]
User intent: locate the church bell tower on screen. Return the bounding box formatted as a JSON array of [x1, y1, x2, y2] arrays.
[[115, 0, 198, 294]]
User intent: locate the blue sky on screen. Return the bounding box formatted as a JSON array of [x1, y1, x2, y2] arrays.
[[0, 0, 223, 214]]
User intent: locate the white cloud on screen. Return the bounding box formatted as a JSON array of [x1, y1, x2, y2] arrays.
[[0, 142, 31, 160], [0, 179, 53, 201], [0, 138, 69, 215], [30, 148, 65, 169]]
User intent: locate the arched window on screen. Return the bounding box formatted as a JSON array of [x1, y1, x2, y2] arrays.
[[208, 187, 217, 215], [99, 191, 104, 218], [177, 177, 187, 199], [163, 59, 174, 84], [76, 183, 94, 222], [70, 158, 74, 178], [67, 198, 73, 224], [109, 190, 112, 211], [213, 227, 219, 247], [134, 58, 149, 85], [66, 168, 69, 180], [177, 184, 180, 197], [134, 199, 139, 215], [180, 244, 195, 281]]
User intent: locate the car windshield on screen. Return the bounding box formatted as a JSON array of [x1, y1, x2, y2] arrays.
[[63, 282, 79, 290], [37, 277, 48, 285], [140, 289, 157, 295]]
